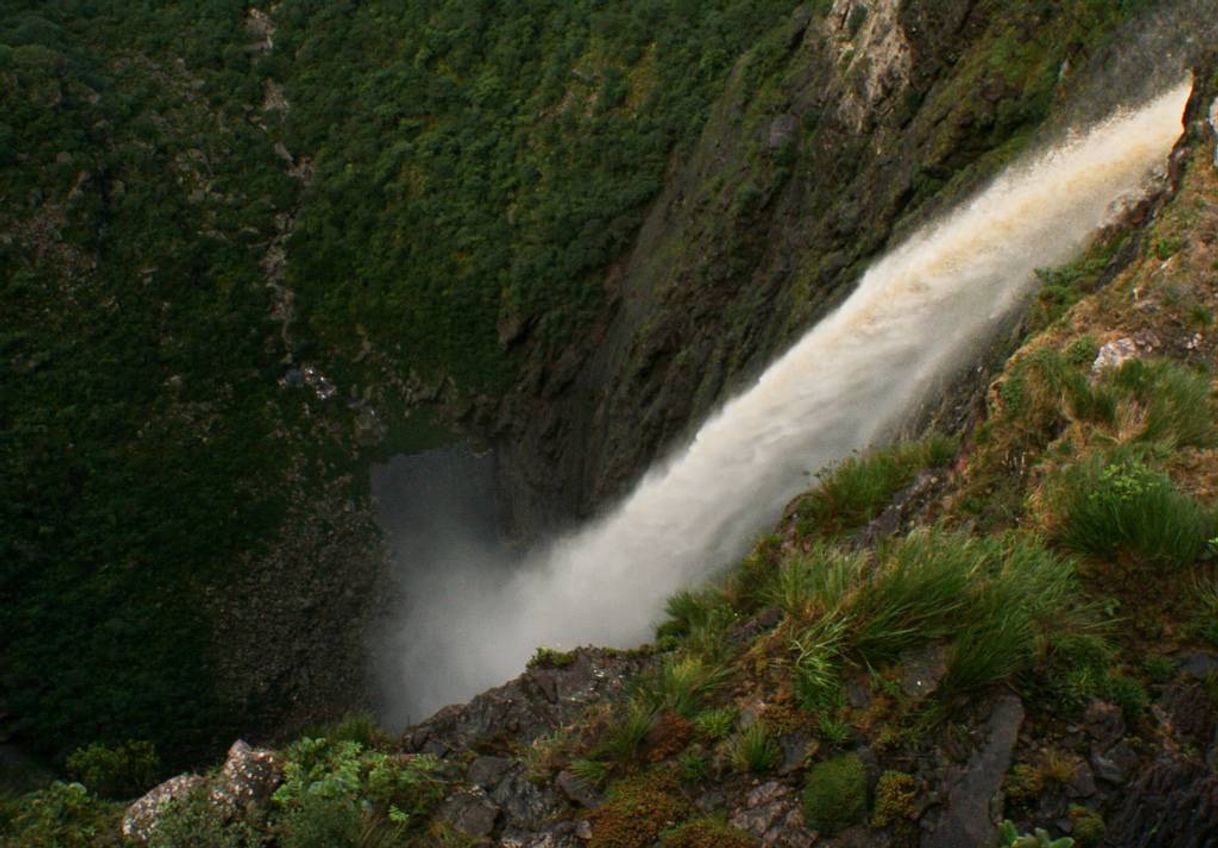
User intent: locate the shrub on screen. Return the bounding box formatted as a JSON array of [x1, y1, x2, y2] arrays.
[[277, 795, 361, 848], [1, 782, 124, 848], [1051, 457, 1210, 566], [727, 723, 779, 774], [999, 820, 1075, 847], [300, 712, 390, 749], [65, 740, 160, 799], [802, 754, 866, 835]]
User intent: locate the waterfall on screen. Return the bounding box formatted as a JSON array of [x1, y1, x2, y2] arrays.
[[384, 80, 1191, 723]]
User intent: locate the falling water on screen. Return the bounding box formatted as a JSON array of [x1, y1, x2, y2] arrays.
[[385, 80, 1192, 722]]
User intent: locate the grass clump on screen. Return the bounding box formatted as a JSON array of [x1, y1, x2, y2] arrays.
[[1100, 359, 1215, 449], [691, 706, 738, 741], [792, 435, 957, 539], [727, 724, 780, 774], [636, 656, 727, 719], [1050, 456, 1210, 567], [802, 754, 867, 836]]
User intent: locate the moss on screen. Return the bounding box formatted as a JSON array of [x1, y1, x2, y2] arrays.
[[1005, 764, 1044, 803], [1069, 805, 1105, 847], [528, 647, 579, 670], [871, 770, 918, 829], [661, 817, 758, 847], [588, 771, 693, 848], [802, 754, 866, 836]]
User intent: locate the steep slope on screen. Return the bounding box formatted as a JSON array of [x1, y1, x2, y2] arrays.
[[16, 76, 1216, 847]]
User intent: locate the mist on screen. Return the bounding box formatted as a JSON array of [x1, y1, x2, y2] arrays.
[[373, 79, 1191, 726]]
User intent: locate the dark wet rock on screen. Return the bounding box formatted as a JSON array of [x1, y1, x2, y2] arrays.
[[1065, 761, 1097, 799], [729, 781, 816, 848], [468, 755, 516, 789], [403, 648, 652, 756], [122, 774, 206, 844], [500, 820, 587, 848], [1158, 681, 1218, 750], [899, 642, 949, 701], [1179, 651, 1218, 680], [846, 677, 872, 710], [1082, 700, 1125, 751], [209, 740, 283, 813], [1090, 741, 1138, 786], [922, 695, 1024, 848], [1106, 754, 1218, 847], [489, 767, 564, 830], [438, 787, 500, 838], [778, 733, 813, 776], [555, 769, 602, 809]]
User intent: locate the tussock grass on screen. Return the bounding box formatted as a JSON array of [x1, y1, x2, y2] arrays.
[[1049, 454, 1211, 566], [727, 723, 779, 774], [772, 529, 1096, 701], [792, 434, 958, 538], [635, 656, 727, 719], [1102, 359, 1216, 449]]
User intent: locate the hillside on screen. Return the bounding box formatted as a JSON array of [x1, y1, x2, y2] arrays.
[[4, 1, 1218, 846]]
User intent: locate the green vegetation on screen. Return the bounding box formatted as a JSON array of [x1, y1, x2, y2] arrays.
[[64, 741, 159, 801], [1050, 456, 1211, 566], [147, 787, 261, 848], [528, 646, 579, 670], [871, 770, 918, 829], [802, 754, 866, 836], [588, 771, 692, 848], [1000, 820, 1075, 848], [790, 435, 958, 539], [726, 723, 780, 774], [661, 817, 758, 848], [0, 781, 122, 848]]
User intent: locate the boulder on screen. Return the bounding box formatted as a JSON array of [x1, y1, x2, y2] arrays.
[[438, 787, 500, 839], [122, 774, 206, 844], [209, 740, 283, 813]]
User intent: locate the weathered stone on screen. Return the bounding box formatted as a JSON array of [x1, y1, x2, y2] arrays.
[[468, 755, 516, 789], [403, 648, 652, 756], [1179, 651, 1218, 680], [922, 695, 1024, 848], [555, 770, 602, 808], [1090, 741, 1138, 785], [900, 642, 949, 701], [729, 781, 816, 848], [767, 114, 799, 150], [489, 768, 564, 830], [438, 787, 500, 838], [1092, 337, 1138, 373], [1082, 700, 1125, 751], [209, 740, 283, 813], [778, 733, 813, 775], [122, 774, 206, 844], [1065, 761, 1097, 799]]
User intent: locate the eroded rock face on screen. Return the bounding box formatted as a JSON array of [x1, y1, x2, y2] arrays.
[[729, 781, 816, 848], [402, 647, 652, 756]]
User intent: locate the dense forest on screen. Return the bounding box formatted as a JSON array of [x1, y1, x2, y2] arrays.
[[2, 0, 813, 769]]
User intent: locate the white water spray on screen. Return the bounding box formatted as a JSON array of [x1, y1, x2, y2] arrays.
[[387, 80, 1191, 721]]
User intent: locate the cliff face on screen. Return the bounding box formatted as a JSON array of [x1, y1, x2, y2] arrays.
[[488, 0, 1218, 538]]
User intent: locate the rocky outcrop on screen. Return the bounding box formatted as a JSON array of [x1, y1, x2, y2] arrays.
[[402, 647, 654, 756], [122, 740, 283, 844]]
